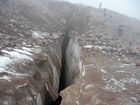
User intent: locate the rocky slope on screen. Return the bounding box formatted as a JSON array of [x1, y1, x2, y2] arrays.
[[0, 0, 140, 105], [0, 0, 65, 104]]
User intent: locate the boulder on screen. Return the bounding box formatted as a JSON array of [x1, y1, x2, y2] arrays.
[[122, 58, 130, 64], [135, 61, 140, 66], [131, 47, 139, 54]]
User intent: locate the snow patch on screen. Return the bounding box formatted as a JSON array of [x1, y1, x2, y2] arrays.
[[76, 101, 79, 105], [45, 84, 49, 90], [0, 56, 12, 72], [22, 47, 33, 52], [2, 50, 33, 61], [22, 47, 41, 53], [0, 75, 11, 82], [120, 64, 130, 68], [32, 31, 50, 38], [14, 49, 33, 56], [16, 82, 28, 89], [85, 64, 94, 67], [116, 70, 125, 73], [82, 69, 86, 76], [100, 68, 106, 73], [83, 45, 94, 48], [84, 84, 95, 89], [94, 45, 103, 50], [52, 33, 59, 39]]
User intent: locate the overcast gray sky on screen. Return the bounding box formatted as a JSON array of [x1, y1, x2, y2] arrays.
[[64, 0, 140, 20]]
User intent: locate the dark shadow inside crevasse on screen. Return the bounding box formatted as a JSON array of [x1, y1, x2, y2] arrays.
[[59, 34, 70, 91], [48, 34, 70, 105], [50, 96, 62, 105]]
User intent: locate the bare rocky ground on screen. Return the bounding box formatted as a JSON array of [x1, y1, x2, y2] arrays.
[[60, 4, 140, 105], [61, 39, 140, 105], [0, 0, 140, 105]]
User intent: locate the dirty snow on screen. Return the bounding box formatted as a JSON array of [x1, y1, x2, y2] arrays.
[[0, 48, 33, 81], [104, 83, 118, 92], [48, 55, 59, 89], [104, 76, 127, 92], [120, 78, 140, 85], [109, 77, 126, 90], [0, 56, 28, 76], [25, 96, 33, 101], [130, 97, 137, 103]]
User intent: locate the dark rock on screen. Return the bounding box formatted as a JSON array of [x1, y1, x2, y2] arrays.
[[135, 61, 140, 66]]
